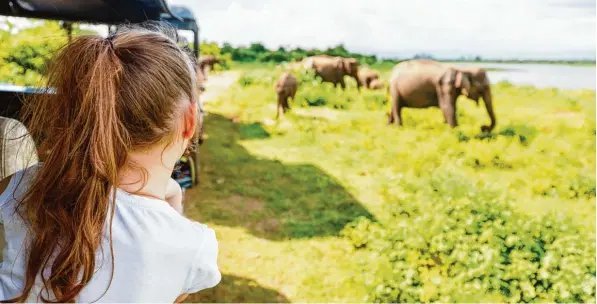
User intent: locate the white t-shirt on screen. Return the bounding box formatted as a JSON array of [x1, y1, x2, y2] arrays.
[[0, 165, 221, 302]]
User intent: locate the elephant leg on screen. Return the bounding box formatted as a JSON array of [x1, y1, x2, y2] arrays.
[[283, 96, 290, 113], [391, 103, 403, 126], [440, 96, 458, 127], [286, 95, 292, 111], [276, 95, 284, 119], [389, 87, 402, 126]]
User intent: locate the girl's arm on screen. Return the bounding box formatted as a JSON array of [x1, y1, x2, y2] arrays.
[[165, 178, 183, 214]]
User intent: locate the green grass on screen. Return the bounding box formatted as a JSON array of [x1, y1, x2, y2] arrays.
[[184, 66, 595, 302]]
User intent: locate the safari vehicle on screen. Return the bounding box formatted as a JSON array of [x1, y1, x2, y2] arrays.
[[0, 0, 204, 186]]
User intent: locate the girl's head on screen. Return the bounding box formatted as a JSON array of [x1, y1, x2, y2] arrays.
[[10, 24, 198, 302]]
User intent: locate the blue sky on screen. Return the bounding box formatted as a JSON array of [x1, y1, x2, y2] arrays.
[[169, 0, 596, 59]]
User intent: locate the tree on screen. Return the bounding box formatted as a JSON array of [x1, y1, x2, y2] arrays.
[[221, 42, 234, 55], [0, 20, 98, 86], [248, 42, 267, 54]]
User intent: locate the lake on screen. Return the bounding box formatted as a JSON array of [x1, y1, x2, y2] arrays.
[[454, 62, 596, 90]]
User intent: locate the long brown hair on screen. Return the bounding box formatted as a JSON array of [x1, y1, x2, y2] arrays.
[[7, 24, 197, 302]]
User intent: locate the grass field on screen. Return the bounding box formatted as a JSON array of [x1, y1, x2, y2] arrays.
[[184, 64, 595, 302]]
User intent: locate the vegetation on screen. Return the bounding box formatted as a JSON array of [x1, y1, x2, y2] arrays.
[[0, 18, 592, 89], [184, 65, 595, 302], [208, 40, 595, 67], [217, 42, 379, 65], [0, 17, 594, 303], [0, 18, 99, 87]]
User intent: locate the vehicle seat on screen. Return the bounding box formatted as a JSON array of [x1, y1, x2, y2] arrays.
[[0, 117, 38, 180]]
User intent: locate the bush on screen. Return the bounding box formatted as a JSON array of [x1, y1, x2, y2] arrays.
[[0, 20, 99, 87], [219, 42, 380, 65], [0, 21, 69, 86], [237, 70, 278, 87], [341, 172, 596, 303]]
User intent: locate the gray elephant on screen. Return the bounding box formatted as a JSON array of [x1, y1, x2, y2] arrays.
[[357, 68, 380, 88], [369, 79, 384, 90], [275, 72, 298, 118], [199, 55, 220, 71], [303, 55, 361, 90], [195, 62, 206, 94], [198, 55, 220, 80], [387, 59, 496, 132]]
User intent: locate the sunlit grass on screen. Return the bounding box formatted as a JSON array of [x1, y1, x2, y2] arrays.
[[184, 65, 595, 302]]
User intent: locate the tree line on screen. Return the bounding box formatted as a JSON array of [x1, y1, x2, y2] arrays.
[[204, 41, 382, 65], [1, 18, 594, 88]]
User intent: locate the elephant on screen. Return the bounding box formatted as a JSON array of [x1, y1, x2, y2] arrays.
[[357, 68, 380, 88], [198, 55, 220, 79], [387, 59, 496, 132], [274, 72, 298, 118], [195, 62, 207, 94], [303, 55, 361, 90], [369, 79, 384, 90]]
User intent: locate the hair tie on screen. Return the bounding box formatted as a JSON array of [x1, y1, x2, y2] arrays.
[[105, 36, 116, 51]]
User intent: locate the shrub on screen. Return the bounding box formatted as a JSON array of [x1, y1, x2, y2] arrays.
[[0, 21, 72, 86], [341, 172, 596, 303], [237, 70, 278, 87]]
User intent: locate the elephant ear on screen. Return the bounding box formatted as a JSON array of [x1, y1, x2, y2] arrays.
[[344, 58, 357, 74], [340, 59, 350, 74], [455, 71, 471, 96], [455, 70, 463, 88]]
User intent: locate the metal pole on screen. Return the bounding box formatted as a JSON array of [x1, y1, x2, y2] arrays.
[[193, 27, 199, 59]]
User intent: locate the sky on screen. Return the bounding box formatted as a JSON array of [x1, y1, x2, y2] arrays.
[[168, 0, 596, 60]]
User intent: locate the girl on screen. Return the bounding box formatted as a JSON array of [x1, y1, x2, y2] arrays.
[[0, 24, 220, 302]]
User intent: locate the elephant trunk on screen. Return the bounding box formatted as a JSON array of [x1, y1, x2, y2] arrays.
[[481, 87, 496, 132]]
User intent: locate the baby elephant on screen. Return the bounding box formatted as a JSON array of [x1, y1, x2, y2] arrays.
[[274, 72, 298, 118], [357, 68, 380, 88], [369, 79, 384, 90]]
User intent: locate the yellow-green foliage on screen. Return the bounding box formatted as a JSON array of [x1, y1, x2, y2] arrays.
[[193, 64, 595, 302], [200, 41, 232, 71], [0, 20, 97, 87], [0, 21, 68, 86]]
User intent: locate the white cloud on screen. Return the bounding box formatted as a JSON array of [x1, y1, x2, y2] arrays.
[[171, 0, 596, 59]]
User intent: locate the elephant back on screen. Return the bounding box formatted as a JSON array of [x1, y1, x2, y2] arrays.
[[275, 72, 298, 93]]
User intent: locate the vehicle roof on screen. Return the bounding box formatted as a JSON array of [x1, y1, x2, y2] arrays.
[[162, 5, 197, 31], [0, 0, 200, 120], [0, 0, 195, 25]]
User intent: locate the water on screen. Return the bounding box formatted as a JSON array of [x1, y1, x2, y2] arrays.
[[454, 62, 596, 90]]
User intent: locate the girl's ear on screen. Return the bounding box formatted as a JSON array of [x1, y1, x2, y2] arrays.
[[182, 103, 197, 140]]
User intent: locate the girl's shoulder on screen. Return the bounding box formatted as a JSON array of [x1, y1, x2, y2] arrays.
[[0, 163, 39, 210]]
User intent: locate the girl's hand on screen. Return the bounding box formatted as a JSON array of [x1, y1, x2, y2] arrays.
[[165, 178, 183, 214]]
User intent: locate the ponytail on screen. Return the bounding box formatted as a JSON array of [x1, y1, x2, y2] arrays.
[[8, 36, 127, 303]]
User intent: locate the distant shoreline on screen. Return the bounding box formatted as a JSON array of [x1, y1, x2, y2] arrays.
[[444, 60, 596, 67]]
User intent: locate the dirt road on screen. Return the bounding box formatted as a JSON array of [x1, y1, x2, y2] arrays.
[[201, 71, 241, 103]]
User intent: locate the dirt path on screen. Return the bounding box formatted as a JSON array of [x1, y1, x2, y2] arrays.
[[201, 71, 241, 103]]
